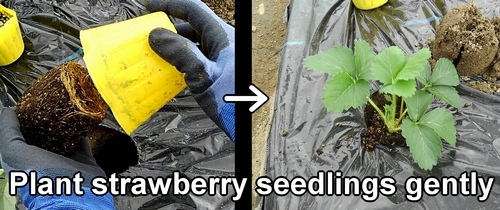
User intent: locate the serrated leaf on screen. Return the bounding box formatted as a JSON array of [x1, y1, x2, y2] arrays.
[[402, 118, 443, 170], [417, 63, 432, 85], [404, 90, 433, 121], [429, 58, 460, 86], [354, 40, 375, 80], [384, 104, 394, 119], [427, 86, 462, 108], [379, 79, 416, 97], [303, 46, 355, 76], [396, 48, 432, 81], [372, 46, 406, 84], [384, 94, 392, 102], [420, 108, 457, 147], [322, 72, 370, 113]]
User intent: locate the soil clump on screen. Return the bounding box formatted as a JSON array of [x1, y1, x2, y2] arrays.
[[15, 62, 107, 156], [427, 3, 500, 94], [0, 10, 11, 28]]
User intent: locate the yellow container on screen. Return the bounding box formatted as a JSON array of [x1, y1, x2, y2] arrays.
[[352, 0, 388, 10], [0, 5, 24, 66], [80, 12, 187, 134]]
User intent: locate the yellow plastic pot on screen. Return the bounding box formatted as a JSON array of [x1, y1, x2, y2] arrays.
[[352, 0, 388, 10], [80, 12, 187, 135], [0, 5, 24, 66]]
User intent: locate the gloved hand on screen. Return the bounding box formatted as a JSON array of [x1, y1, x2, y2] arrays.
[[0, 108, 115, 210], [147, 0, 235, 142]]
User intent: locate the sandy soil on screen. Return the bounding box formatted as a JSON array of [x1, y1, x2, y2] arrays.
[[251, 0, 288, 207], [427, 3, 500, 95], [201, 0, 235, 26]]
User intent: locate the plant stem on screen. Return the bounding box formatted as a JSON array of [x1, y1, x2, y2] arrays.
[[389, 126, 401, 132], [399, 97, 405, 118], [392, 94, 397, 122], [367, 97, 387, 123], [396, 108, 408, 125]]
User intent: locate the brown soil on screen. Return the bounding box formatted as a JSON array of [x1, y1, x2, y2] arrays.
[[427, 3, 500, 95], [201, 0, 234, 26], [15, 62, 107, 156], [362, 92, 406, 149], [0, 10, 11, 28], [251, 0, 288, 207], [467, 80, 500, 94]]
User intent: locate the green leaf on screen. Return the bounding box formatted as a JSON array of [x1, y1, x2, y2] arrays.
[[417, 63, 432, 85], [322, 72, 371, 113], [379, 79, 416, 97], [384, 94, 392, 102], [372, 46, 406, 84], [303, 46, 355, 76], [354, 40, 375, 80], [396, 48, 432, 81], [402, 118, 443, 170], [427, 86, 462, 108], [404, 90, 433, 121], [429, 58, 460, 86], [384, 104, 394, 120], [420, 108, 457, 147]]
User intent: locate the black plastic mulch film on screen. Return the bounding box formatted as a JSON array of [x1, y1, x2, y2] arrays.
[[0, 0, 235, 209], [263, 0, 500, 209]]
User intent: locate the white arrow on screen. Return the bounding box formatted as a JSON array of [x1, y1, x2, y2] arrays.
[[224, 84, 269, 113]]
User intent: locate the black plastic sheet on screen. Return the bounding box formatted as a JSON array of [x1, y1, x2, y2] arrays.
[[0, 0, 235, 209], [264, 0, 500, 209]]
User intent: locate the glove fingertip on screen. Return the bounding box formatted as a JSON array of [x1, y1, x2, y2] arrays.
[[148, 27, 211, 89], [148, 27, 193, 66], [149, 27, 169, 44], [145, 0, 166, 13], [149, 27, 175, 53]]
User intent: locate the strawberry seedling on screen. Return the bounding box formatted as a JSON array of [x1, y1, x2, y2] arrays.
[[303, 40, 462, 170]]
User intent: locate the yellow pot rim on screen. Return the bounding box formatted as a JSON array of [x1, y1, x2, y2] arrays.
[[0, 5, 24, 66]]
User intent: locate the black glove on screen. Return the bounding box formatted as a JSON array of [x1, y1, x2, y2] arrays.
[[147, 0, 235, 142], [0, 108, 115, 209]]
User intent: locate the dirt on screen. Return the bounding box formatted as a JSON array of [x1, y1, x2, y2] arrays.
[[461, 75, 500, 94], [251, 0, 288, 208], [15, 62, 107, 156], [427, 3, 500, 95], [201, 0, 234, 26], [466, 80, 500, 94], [362, 92, 406, 149], [0, 10, 10, 28]]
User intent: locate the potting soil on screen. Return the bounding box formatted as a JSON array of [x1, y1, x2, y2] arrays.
[[0, 0, 235, 209], [15, 62, 107, 156], [262, 0, 500, 209]]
